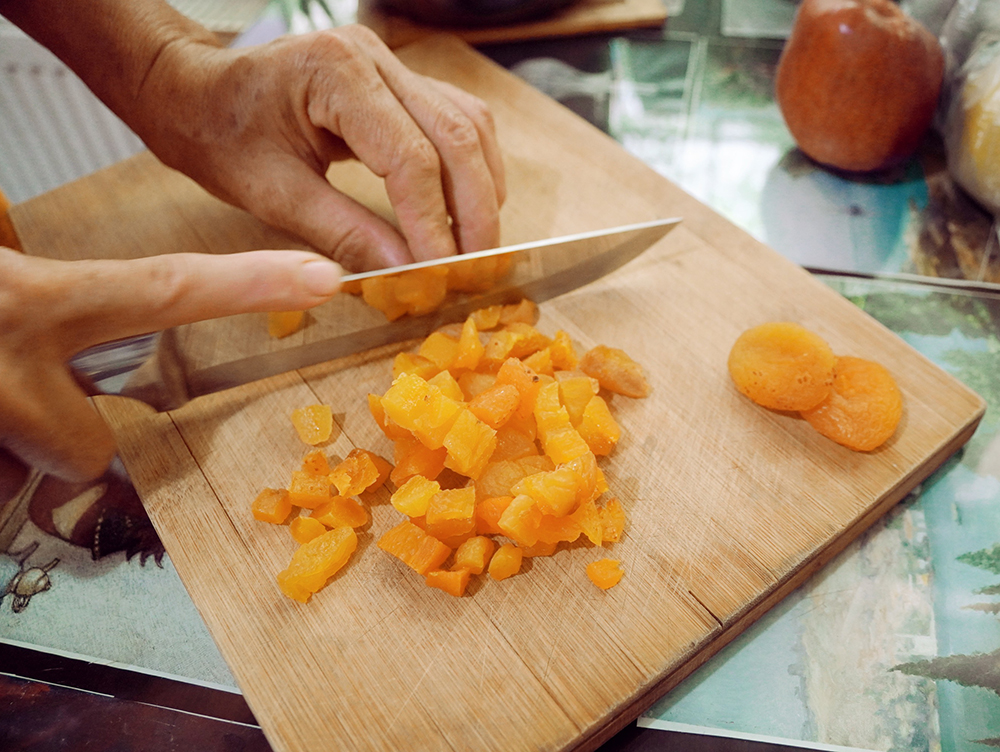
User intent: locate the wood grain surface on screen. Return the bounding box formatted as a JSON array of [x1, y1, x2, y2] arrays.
[[12, 35, 984, 752]]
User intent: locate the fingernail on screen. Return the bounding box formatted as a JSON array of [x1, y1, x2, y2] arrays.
[[301, 258, 342, 298]]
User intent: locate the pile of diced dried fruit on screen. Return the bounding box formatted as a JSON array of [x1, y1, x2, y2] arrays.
[[727, 321, 903, 451], [252, 300, 650, 602]]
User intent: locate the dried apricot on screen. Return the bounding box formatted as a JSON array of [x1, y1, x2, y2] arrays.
[[291, 404, 334, 445], [727, 322, 835, 411], [579, 345, 651, 398], [801, 356, 903, 451], [586, 558, 624, 590]]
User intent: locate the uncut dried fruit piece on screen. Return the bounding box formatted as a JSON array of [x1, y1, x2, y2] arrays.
[[800, 356, 903, 451], [727, 322, 835, 411], [579, 345, 651, 398]]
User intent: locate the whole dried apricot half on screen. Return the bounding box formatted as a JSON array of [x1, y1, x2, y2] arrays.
[[728, 322, 835, 411], [800, 356, 902, 451]]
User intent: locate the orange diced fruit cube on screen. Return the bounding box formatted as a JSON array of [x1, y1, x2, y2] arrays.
[[268, 310, 305, 339], [511, 466, 582, 517], [498, 299, 539, 326], [468, 383, 520, 429], [490, 426, 539, 462], [469, 304, 503, 331], [382, 373, 464, 450], [556, 372, 599, 426], [566, 451, 609, 503], [495, 358, 543, 423], [301, 449, 331, 476], [330, 448, 389, 497], [600, 497, 626, 544], [390, 475, 441, 517], [391, 436, 447, 486], [252, 487, 292, 524], [419, 331, 460, 371], [458, 370, 496, 400], [498, 494, 543, 547], [377, 520, 452, 575], [425, 568, 471, 597], [475, 495, 514, 535], [393, 266, 448, 316], [521, 540, 558, 557], [577, 395, 621, 456], [277, 526, 358, 603], [586, 558, 624, 590], [488, 543, 523, 581], [361, 275, 408, 321], [522, 347, 554, 376], [454, 535, 496, 575], [424, 487, 477, 540], [572, 499, 604, 546], [579, 344, 651, 398], [536, 514, 583, 545], [550, 330, 579, 371], [290, 515, 327, 544], [368, 394, 410, 441], [452, 317, 485, 371], [311, 496, 369, 529], [443, 409, 497, 480], [288, 470, 332, 510], [291, 404, 334, 445], [428, 370, 465, 402], [392, 351, 439, 380]]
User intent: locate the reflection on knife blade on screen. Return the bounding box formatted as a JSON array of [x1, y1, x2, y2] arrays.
[[72, 218, 681, 411]]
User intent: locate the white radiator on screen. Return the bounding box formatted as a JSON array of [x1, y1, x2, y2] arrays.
[[0, 0, 269, 204]]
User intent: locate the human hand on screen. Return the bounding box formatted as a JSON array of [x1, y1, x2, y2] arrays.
[[0, 247, 342, 481], [132, 24, 506, 272]]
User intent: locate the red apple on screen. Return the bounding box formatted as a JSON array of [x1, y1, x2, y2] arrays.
[[775, 0, 944, 173]]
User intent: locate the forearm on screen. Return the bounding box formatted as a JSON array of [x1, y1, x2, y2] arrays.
[[0, 0, 220, 132]]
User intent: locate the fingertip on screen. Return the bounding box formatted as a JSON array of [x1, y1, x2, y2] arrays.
[[299, 255, 344, 300]]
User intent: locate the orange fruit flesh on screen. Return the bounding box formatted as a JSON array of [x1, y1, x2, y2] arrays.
[[727, 322, 835, 411], [801, 356, 903, 451]]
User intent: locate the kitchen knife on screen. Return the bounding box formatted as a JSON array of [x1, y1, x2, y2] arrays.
[[72, 217, 681, 411]]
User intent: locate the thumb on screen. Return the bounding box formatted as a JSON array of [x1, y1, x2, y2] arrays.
[[7, 249, 345, 356]]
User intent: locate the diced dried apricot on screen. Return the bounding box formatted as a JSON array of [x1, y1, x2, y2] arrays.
[[488, 543, 523, 581], [368, 393, 411, 441], [391, 475, 441, 517], [727, 322, 835, 411], [377, 520, 452, 575], [586, 558, 624, 590], [428, 369, 465, 402], [290, 515, 327, 544], [419, 331, 460, 371], [498, 299, 539, 326], [311, 496, 369, 529], [579, 345, 652, 398], [556, 372, 599, 426], [458, 371, 496, 400], [468, 383, 520, 429], [523, 347, 554, 376], [425, 568, 471, 597], [277, 526, 358, 603], [534, 382, 591, 464], [469, 305, 503, 331], [577, 395, 621, 456], [288, 470, 332, 510], [301, 449, 331, 476], [330, 448, 391, 497], [800, 356, 903, 451], [550, 330, 579, 371], [392, 352, 439, 381], [268, 310, 305, 339], [565, 451, 608, 503], [536, 514, 582, 545], [291, 404, 334, 445], [252, 487, 292, 524], [490, 426, 539, 462], [498, 494, 543, 547], [475, 460, 532, 501], [599, 497, 625, 543], [391, 436, 447, 486], [483, 323, 551, 367], [495, 358, 543, 424], [425, 487, 477, 540], [361, 276, 409, 321], [454, 535, 496, 575], [381, 373, 464, 450], [511, 466, 582, 517], [475, 495, 513, 535], [393, 266, 449, 316], [452, 317, 485, 372], [442, 409, 497, 479], [521, 540, 558, 557], [572, 499, 603, 546]]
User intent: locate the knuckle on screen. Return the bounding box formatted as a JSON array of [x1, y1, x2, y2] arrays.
[[432, 108, 481, 154], [328, 223, 377, 273]]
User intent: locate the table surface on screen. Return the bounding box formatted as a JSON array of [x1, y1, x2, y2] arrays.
[[2, 0, 1000, 750]]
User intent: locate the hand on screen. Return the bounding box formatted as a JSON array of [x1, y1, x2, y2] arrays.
[[133, 24, 506, 271], [0, 248, 342, 481]]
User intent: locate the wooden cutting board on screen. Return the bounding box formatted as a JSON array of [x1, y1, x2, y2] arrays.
[[12, 35, 984, 752]]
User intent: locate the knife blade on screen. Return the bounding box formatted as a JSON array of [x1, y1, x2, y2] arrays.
[[72, 217, 681, 411]]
